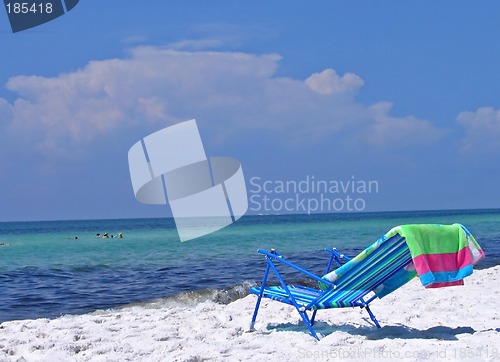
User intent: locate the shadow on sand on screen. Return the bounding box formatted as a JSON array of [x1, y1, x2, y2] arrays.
[[267, 318, 478, 341]]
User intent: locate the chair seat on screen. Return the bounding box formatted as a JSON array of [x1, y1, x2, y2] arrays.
[[250, 285, 367, 308], [250, 285, 322, 307]]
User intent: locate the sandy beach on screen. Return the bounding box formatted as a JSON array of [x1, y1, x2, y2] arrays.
[[1, 265, 499, 362]]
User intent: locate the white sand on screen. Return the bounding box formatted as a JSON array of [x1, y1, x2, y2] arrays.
[[1, 266, 499, 362]]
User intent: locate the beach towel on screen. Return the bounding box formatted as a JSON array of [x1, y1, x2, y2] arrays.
[[385, 224, 485, 288]]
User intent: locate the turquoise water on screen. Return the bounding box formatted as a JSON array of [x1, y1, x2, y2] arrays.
[[0, 209, 499, 322]]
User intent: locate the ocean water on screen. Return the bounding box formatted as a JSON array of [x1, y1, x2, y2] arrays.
[[0, 209, 499, 323]]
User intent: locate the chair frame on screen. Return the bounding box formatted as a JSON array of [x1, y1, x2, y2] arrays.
[[250, 248, 381, 340], [250, 234, 414, 340]]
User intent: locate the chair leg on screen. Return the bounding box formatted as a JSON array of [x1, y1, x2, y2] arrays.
[[310, 309, 318, 326], [250, 263, 271, 330], [297, 309, 320, 341], [364, 305, 381, 328], [249, 295, 262, 330]]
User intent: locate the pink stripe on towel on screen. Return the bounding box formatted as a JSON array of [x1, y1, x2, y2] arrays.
[[412, 246, 473, 274]]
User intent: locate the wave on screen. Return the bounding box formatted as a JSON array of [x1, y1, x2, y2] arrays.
[[115, 280, 258, 311]]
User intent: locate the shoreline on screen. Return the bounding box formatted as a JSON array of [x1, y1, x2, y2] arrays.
[[1, 265, 499, 361]]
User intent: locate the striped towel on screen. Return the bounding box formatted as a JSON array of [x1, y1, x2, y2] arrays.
[[385, 224, 485, 288]]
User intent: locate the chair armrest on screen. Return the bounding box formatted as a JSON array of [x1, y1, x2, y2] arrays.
[[257, 249, 336, 289]]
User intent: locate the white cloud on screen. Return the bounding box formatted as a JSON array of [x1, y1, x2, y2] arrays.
[[362, 102, 447, 148], [457, 107, 500, 151], [305, 69, 364, 96], [0, 46, 446, 157]]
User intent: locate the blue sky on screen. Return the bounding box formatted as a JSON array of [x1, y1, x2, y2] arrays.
[[1, 1, 499, 221]]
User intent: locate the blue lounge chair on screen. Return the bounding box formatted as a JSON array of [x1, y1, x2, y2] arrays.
[[249, 232, 416, 340]]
